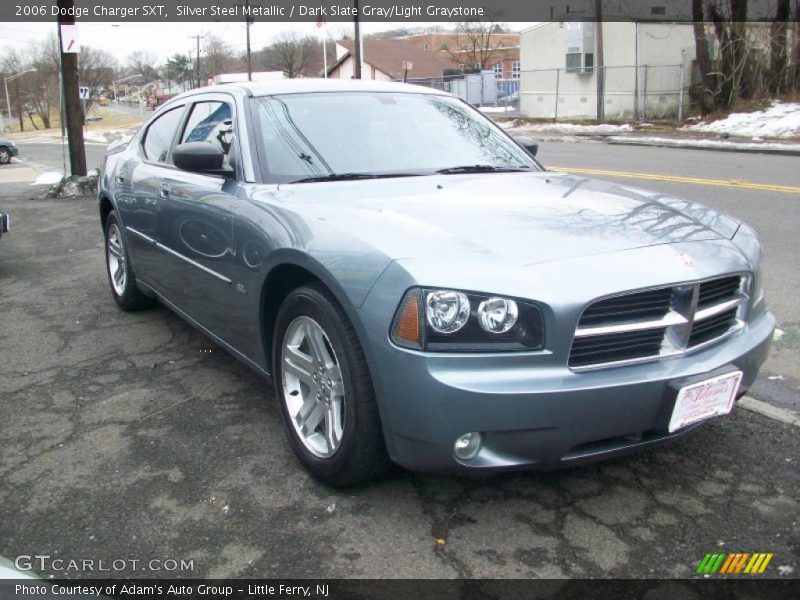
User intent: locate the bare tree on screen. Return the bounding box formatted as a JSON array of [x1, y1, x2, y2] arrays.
[[445, 20, 509, 71], [768, 0, 791, 94], [126, 51, 159, 82], [79, 47, 117, 112], [23, 35, 60, 129], [202, 33, 234, 79], [257, 32, 319, 78]]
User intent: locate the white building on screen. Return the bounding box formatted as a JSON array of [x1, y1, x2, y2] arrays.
[[519, 22, 697, 120]]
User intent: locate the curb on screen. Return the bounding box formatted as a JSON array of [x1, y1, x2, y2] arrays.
[[739, 396, 800, 427], [602, 136, 800, 157]]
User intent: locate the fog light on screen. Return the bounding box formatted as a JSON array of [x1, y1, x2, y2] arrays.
[[453, 432, 482, 460]]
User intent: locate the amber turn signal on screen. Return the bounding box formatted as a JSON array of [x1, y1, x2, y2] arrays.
[[391, 290, 422, 349]]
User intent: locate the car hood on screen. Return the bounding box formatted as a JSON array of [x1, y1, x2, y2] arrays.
[[264, 171, 741, 266]]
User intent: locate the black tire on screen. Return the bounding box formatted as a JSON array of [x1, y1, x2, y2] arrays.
[[104, 211, 154, 311], [0, 146, 11, 165], [273, 283, 391, 487]]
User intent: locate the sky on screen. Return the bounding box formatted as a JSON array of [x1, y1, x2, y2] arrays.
[[0, 21, 537, 65]]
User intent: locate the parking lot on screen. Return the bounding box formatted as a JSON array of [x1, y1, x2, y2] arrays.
[[1, 142, 798, 579]]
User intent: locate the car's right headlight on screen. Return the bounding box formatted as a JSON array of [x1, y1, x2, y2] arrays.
[[390, 287, 544, 352], [732, 223, 765, 310]]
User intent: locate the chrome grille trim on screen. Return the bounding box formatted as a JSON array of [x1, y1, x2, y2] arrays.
[[569, 274, 750, 371]]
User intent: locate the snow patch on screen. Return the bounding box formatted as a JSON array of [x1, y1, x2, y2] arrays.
[[33, 171, 64, 185], [684, 101, 800, 139], [510, 122, 634, 134]]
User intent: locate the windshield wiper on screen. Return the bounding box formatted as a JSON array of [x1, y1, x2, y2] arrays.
[[289, 172, 422, 184], [436, 165, 530, 175]]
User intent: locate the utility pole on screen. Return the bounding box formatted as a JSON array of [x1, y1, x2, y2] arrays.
[[189, 35, 204, 88], [245, 0, 253, 81], [353, 0, 362, 79], [57, 0, 86, 176], [595, 0, 605, 121]]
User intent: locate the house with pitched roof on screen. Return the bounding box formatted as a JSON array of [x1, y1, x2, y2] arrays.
[[328, 38, 460, 81]]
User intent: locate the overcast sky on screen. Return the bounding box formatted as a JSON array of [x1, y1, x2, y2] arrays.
[[0, 21, 536, 66]]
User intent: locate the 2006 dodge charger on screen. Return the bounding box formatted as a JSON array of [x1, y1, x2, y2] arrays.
[[98, 80, 774, 486]]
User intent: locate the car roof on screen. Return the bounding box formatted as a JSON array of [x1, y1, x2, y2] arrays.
[[168, 78, 453, 103]]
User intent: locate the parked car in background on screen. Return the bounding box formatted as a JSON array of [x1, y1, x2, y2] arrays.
[[98, 80, 773, 486], [0, 139, 19, 164]]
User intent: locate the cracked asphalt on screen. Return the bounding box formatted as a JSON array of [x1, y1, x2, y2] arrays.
[[1, 178, 798, 580]]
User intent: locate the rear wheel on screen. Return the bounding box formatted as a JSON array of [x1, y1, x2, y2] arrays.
[[104, 211, 153, 311], [273, 283, 391, 487]]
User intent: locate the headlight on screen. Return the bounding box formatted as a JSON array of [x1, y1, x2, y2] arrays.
[[477, 297, 518, 333], [391, 288, 544, 352], [426, 290, 470, 333], [732, 223, 765, 309]]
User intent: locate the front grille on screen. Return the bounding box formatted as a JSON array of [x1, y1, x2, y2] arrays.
[[689, 308, 739, 347], [697, 276, 740, 309], [569, 275, 747, 369], [579, 288, 674, 326], [570, 327, 668, 368]]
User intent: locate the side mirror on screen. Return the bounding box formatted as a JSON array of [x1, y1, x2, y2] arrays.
[[513, 135, 539, 157], [173, 142, 232, 176]]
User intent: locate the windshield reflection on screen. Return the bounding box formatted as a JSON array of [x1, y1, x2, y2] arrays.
[[252, 92, 539, 183]]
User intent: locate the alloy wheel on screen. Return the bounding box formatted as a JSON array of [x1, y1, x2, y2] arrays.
[[107, 223, 127, 296], [281, 316, 345, 458]]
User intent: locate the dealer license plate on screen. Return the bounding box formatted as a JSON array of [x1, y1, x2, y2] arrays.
[[668, 371, 743, 433]]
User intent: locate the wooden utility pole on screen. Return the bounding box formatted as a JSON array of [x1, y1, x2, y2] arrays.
[[245, 0, 252, 81], [595, 1, 605, 121], [189, 35, 203, 88], [57, 0, 86, 176], [353, 0, 362, 79]]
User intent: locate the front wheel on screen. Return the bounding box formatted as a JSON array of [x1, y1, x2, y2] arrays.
[[0, 146, 11, 165], [104, 211, 153, 311], [273, 283, 391, 487]]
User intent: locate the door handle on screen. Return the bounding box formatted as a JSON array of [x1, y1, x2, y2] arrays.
[[159, 183, 170, 199], [115, 175, 125, 184]]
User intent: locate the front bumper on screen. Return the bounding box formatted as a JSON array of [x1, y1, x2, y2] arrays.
[[9, 145, 18, 157], [362, 305, 774, 473]]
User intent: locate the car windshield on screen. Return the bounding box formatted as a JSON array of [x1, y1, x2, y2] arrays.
[[251, 91, 540, 183]]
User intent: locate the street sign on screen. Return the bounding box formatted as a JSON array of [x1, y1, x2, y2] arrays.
[[60, 24, 80, 54], [78, 86, 90, 100], [401, 61, 413, 71]]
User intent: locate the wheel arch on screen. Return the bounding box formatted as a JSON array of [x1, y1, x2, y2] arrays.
[[99, 194, 115, 230], [259, 253, 363, 372]]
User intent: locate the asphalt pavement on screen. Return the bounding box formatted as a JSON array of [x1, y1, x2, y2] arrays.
[[0, 141, 798, 580]]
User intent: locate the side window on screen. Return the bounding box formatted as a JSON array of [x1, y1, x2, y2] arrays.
[[142, 107, 184, 163], [181, 101, 234, 159]]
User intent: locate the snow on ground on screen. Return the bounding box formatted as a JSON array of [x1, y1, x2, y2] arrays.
[[479, 106, 519, 114], [32, 171, 64, 185], [506, 122, 634, 134], [683, 101, 800, 138]]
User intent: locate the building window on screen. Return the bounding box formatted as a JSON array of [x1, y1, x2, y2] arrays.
[[493, 63, 503, 79], [422, 42, 428, 50], [512, 61, 521, 79]]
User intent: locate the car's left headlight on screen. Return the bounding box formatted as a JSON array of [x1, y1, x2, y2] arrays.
[[390, 287, 544, 352]]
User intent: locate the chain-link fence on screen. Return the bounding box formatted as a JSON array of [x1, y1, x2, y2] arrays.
[[403, 63, 689, 121]]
